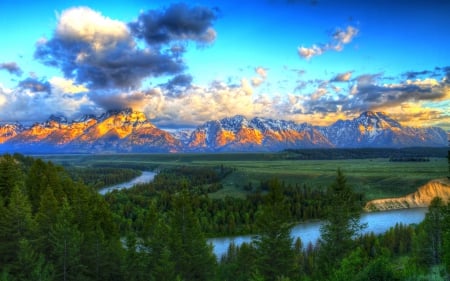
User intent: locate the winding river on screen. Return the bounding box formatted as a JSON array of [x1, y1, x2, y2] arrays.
[[98, 171, 157, 195], [98, 172, 428, 259], [209, 208, 427, 258]]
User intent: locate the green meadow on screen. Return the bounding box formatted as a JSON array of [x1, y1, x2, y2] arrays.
[[39, 152, 448, 201]]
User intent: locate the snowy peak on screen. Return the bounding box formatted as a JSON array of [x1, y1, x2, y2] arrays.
[[320, 111, 446, 147], [0, 110, 447, 153], [354, 111, 402, 129], [187, 115, 332, 151]]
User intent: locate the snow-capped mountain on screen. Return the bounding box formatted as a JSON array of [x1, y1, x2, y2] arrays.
[[0, 110, 447, 153], [319, 111, 448, 147], [0, 109, 180, 153], [187, 115, 333, 151]]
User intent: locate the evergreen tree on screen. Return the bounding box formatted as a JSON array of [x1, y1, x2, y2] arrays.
[[443, 200, 450, 273], [0, 186, 35, 266], [141, 202, 176, 281], [15, 239, 54, 281], [415, 197, 446, 268], [168, 188, 217, 281], [49, 199, 85, 281], [0, 154, 24, 205], [317, 169, 365, 277], [253, 178, 297, 281]]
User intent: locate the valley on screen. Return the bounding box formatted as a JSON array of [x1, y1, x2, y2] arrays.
[[41, 149, 448, 201]]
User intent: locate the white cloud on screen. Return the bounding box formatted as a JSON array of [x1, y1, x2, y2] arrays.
[[50, 77, 88, 94], [298, 25, 358, 60], [297, 45, 324, 60], [56, 7, 133, 52]]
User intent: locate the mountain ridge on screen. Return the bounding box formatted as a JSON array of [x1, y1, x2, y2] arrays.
[[0, 109, 447, 153]]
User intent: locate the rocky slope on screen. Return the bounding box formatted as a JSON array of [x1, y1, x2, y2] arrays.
[[365, 178, 450, 211]]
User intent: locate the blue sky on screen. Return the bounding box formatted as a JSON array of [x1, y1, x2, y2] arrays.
[[0, 0, 449, 130]]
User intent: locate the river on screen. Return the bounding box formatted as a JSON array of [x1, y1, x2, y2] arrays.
[[209, 207, 427, 258], [98, 171, 157, 195], [98, 173, 428, 259]]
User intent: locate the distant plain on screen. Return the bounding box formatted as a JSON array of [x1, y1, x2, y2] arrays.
[[39, 152, 448, 201]]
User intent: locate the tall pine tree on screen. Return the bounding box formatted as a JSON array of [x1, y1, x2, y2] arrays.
[[49, 199, 85, 281], [168, 188, 217, 281], [253, 178, 297, 281], [317, 169, 365, 277]]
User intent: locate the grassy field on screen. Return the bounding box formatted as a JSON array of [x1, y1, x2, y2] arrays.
[[39, 153, 448, 201]]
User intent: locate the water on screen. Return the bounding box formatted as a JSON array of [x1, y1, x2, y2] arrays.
[[99, 172, 428, 259], [209, 208, 427, 258], [98, 171, 157, 195]]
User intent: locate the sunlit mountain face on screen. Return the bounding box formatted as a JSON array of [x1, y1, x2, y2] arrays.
[[0, 109, 446, 153], [0, 0, 449, 152]]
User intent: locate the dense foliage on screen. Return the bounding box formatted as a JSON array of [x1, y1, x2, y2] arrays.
[[65, 167, 141, 190], [1, 153, 450, 280]]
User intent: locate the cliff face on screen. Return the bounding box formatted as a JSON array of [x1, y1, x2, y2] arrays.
[[365, 178, 450, 211]]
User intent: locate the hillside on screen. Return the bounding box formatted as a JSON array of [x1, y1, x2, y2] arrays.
[[365, 178, 450, 211]]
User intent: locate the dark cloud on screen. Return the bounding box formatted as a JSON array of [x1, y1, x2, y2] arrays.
[[89, 90, 147, 112], [18, 77, 51, 94], [0, 62, 23, 76], [163, 74, 193, 96], [34, 4, 216, 93], [343, 82, 445, 111], [301, 73, 447, 114], [129, 3, 217, 46], [354, 73, 382, 86], [35, 35, 184, 90], [403, 70, 432, 80]]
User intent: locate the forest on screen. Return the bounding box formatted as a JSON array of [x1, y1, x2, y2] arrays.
[[1, 152, 450, 280]]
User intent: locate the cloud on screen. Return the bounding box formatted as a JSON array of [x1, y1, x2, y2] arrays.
[[251, 66, 268, 87], [331, 71, 352, 82], [297, 45, 324, 60], [163, 74, 193, 97], [298, 25, 358, 60], [34, 5, 216, 90], [0, 78, 93, 122], [332, 26, 358, 47], [18, 77, 51, 94], [128, 3, 217, 46], [296, 70, 450, 127], [0, 62, 23, 76], [49, 77, 88, 94]]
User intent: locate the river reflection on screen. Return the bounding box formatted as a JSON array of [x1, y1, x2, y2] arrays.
[[210, 208, 427, 258]]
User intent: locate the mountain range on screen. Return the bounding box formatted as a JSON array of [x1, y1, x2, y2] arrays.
[[0, 109, 447, 153]]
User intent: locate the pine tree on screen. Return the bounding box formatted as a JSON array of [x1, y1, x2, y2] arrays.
[[49, 199, 85, 281], [169, 188, 217, 281], [0, 185, 35, 266], [317, 169, 365, 277], [0, 154, 24, 205], [253, 178, 297, 281], [415, 197, 446, 268], [16, 239, 54, 281], [35, 185, 59, 254]]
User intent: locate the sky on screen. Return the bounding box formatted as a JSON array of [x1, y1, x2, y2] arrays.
[[0, 0, 449, 131]]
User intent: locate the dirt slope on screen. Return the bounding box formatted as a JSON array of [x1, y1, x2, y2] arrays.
[[365, 178, 450, 211]]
